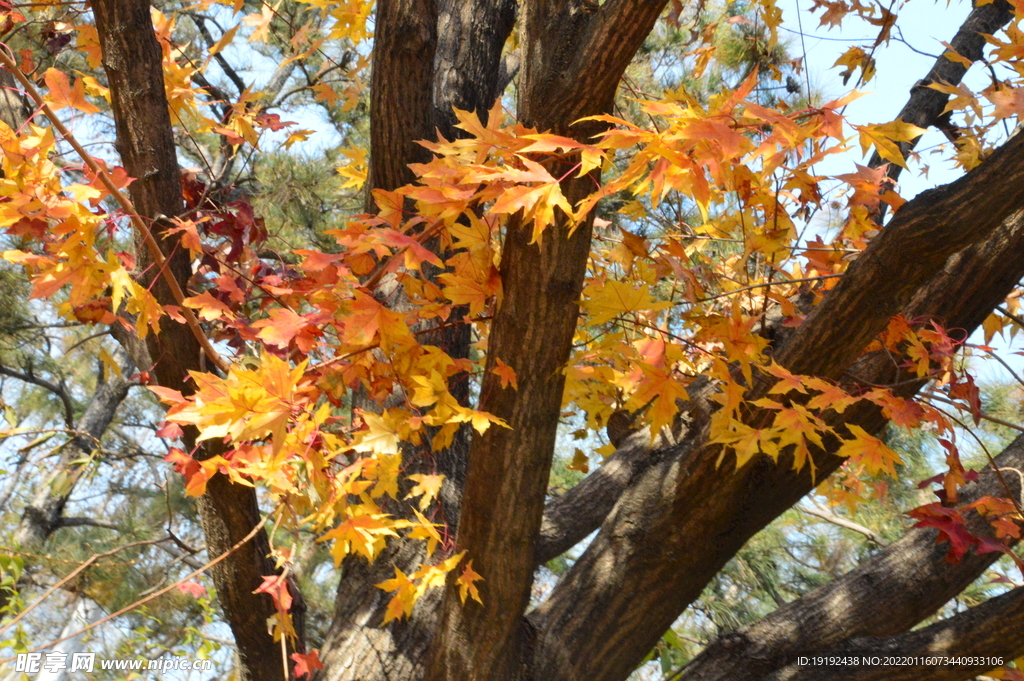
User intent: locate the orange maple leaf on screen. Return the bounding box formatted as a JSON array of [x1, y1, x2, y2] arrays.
[[456, 560, 484, 605], [491, 358, 518, 390], [43, 68, 100, 114], [291, 651, 323, 679]]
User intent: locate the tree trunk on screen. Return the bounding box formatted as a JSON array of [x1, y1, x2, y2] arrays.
[[525, 150, 1024, 681], [316, 3, 516, 679], [90, 2, 289, 678], [422, 2, 672, 679]]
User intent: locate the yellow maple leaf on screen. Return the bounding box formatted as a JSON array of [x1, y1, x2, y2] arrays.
[[208, 23, 240, 56], [405, 473, 445, 510], [451, 406, 510, 435], [581, 279, 672, 326], [351, 410, 401, 455], [567, 448, 589, 474], [456, 560, 483, 605], [407, 510, 443, 556], [371, 452, 402, 500], [439, 273, 498, 317], [836, 424, 902, 477], [375, 566, 416, 624], [335, 146, 368, 190], [833, 46, 875, 85], [855, 120, 926, 169], [320, 512, 399, 564], [711, 422, 783, 468]]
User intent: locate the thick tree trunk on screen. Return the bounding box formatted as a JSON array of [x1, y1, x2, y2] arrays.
[[77, 3, 1024, 681], [321, 3, 1024, 680], [90, 3, 288, 679], [422, 2, 671, 679], [317, 4, 516, 680], [535, 0, 1020, 573]]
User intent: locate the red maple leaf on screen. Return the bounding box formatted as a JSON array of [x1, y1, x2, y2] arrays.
[[254, 575, 293, 612], [907, 503, 975, 562], [176, 580, 207, 598]]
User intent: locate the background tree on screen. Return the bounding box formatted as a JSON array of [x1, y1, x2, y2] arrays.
[[2, 1, 1024, 681]]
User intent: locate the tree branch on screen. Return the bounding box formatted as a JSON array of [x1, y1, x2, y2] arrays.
[[681, 434, 1024, 681], [13, 347, 134, 549], [364, 0, 438, 203], [527, 142, 1024, 681], [535, 428, 663, 564], [797, 503, 889, 546], [869, 0, 1013, 184], [88, 3, 290, 679], [0, 362, 75, 429], [186, 12, 248, 97], [422, 2, 671, 679], [57, 517, 120, 531], [319, 3, 518, 679], [765, 586, 1024, 681]]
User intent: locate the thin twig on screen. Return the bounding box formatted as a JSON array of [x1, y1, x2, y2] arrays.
[[3, 512, 270, 659], [697, 274, 843, 303], [0, 535, 171, 638], [799, 502, 889, 546]]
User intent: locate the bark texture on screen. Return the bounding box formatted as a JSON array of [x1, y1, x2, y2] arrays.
[[91, 2, 288, 679], [317, 3, 518, 679], [526, 155, 1024, 681], [681, 435, 1024, 681], [765, 586, 1024, 681], [422, 2, 672, 679], [365, 0, 438, 202], [0, 66, 30, 132], [77, 3, 1024, 681], [868, 0, 1013, 179]]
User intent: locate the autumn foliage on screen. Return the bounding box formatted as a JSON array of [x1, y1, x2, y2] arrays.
[[2, 0, 1024, 679]]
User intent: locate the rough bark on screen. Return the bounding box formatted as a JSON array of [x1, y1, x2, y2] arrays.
[[681, 435, 1024, 681], [317, 4, 517, 680], [526, 140, 1024, 681], [0, 66, 30, 132], [90, 2, 287, 679], [433, 0, 517, 136], [76, 3, 1024, 681], [533, 2, 1022, 568], [14, 348, 134, 548], [765, 586, 1024, 681], [421, 3, 672, 680], [536, 427, 664, 564], [776, 131, 1024, 380], [365, 0, 438, 204]]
